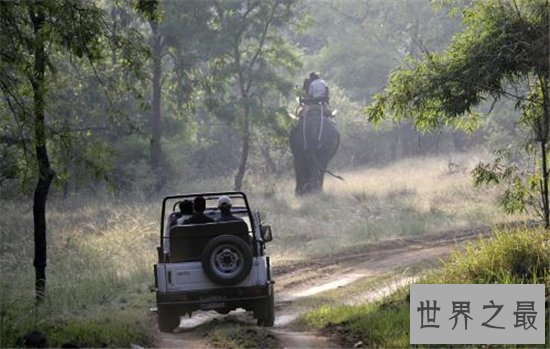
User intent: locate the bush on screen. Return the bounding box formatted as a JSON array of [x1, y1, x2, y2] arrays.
[[431, 226, 550, 285]]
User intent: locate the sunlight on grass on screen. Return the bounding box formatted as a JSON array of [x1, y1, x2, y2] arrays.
[[245, 153, 526, 265], [298, 226, 550, 348], [0, 199, 158, 347], [0, 153, 531, 347]]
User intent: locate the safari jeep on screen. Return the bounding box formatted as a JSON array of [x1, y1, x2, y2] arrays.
[[153, 192, 275, 332]]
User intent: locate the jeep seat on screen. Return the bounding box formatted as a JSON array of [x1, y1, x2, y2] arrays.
[[169, 220, 250, 262]]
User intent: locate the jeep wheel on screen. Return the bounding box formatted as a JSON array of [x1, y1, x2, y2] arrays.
[[158, 308, 180, 333], [202, 235, 253, 285], [256, 288, 275, 327]]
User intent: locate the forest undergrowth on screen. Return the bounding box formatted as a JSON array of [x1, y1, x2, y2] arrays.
[[0, 153, 527, 347]]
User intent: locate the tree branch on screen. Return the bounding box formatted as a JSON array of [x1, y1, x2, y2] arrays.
[[245, 0, 278, 93]]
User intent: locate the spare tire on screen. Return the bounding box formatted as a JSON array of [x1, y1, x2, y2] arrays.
[[202, 235, 253, 285]]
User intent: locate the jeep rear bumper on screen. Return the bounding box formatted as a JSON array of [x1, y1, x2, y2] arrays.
[[156, 283, 273, 314]]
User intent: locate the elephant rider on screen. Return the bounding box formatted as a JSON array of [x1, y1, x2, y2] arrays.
[[301, 71, 332, 117]]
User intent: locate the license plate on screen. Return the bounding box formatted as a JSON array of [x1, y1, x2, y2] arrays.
[[200, 302, 226, 310]]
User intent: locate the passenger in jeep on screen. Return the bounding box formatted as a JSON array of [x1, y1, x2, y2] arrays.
[[172, 199, 193, 226], [183, 196, 214, 224], [217, 195, 244, 222]]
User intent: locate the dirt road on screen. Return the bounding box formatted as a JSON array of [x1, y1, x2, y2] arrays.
[[154, 227, 489, 348]]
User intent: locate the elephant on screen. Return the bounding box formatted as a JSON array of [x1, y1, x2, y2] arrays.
[[290, 106, 340, 195]]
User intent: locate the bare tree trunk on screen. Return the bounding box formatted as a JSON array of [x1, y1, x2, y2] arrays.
[[539, 75, 549, 227], [150, 20, 163, 189], [391, 124, 399, 161], [540, 141, 549, 227], [234, 106, 250, 191], [260, 143, 278, 175], [30, 3, 54, 303]]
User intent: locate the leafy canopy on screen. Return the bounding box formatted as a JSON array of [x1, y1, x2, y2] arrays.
[[365, 0, 549, 131]]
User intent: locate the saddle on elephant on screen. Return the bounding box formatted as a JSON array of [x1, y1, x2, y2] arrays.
[[299, 102, 332, 118]]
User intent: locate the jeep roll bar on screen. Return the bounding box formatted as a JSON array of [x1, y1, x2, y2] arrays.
[[160, 191, 254, 249]]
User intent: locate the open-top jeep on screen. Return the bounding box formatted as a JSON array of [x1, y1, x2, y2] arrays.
[[154, 192, 275, 332]]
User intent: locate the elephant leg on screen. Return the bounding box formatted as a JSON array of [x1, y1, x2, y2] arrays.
[[292, 145, 309, 196], [293, 155, 305, 195], [290, 128, 306, 196], [312, 148, 332, 193], [302, 153, 320, 195], [310, 168, 323, 194], [306, 146, 330, 195], [318, 148, 332, 191]]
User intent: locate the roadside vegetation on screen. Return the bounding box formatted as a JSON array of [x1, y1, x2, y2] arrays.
[[298, 226, 550, 348], [0, 199, 157, 348], [0, 153, 519, 347]]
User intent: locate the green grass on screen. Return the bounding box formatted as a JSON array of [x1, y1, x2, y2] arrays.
[[0, 153, 530, 347], [298, 226, 550, 348], [0, 199, 157, 348]]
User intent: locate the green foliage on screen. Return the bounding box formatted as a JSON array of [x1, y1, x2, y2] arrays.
[[366, 0, 548, 126], [204, 0, 301, 130], [1, 302, 154, 348], [472, 143, 549, 219], [297, 0, 460, 103], [366, 0, 550, 224], [300, 298, 410, 348], [0, 0, 152, 194], [299, 226, 550, 348], [197, 0, 302, 189], [432, 226, 550, 284]]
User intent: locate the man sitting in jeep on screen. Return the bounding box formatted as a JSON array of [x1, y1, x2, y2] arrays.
[[217, 196, 244, 222], [183, 196, 214, 224]]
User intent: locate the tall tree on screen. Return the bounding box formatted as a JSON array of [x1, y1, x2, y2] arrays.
[[147, 0, 215, 189], [207, 0, 300, 190], [366, 0, 549, 225], [291, 0, 465, 163], [296, 0, 461, 103], [0, 0, 151, 301]]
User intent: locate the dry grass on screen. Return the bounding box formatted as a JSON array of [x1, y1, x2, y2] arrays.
[[0, 199, 157, 347], [0, 153, 528, 347], [243, 153, 526, 265]]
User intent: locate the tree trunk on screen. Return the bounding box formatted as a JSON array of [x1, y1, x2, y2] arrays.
[[391, 124, 399, 161], [150, 20, 163, 189], [540, 141, 549, 227], [234, 105, 250, 191], [30, 3, 54, 303], [260, 143, 278, 176], [539, 75, 550, 227]]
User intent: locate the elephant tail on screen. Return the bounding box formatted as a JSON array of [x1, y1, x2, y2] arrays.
[[325, 169, 344, 181], [310, 151, 345, 181]]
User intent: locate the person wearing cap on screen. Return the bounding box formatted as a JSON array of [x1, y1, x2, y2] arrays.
[[183, 196, 214, 224], [217, 196, 244, 222]]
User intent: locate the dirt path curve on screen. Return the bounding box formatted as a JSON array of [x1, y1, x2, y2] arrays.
[[154, 227, 490, 348]]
